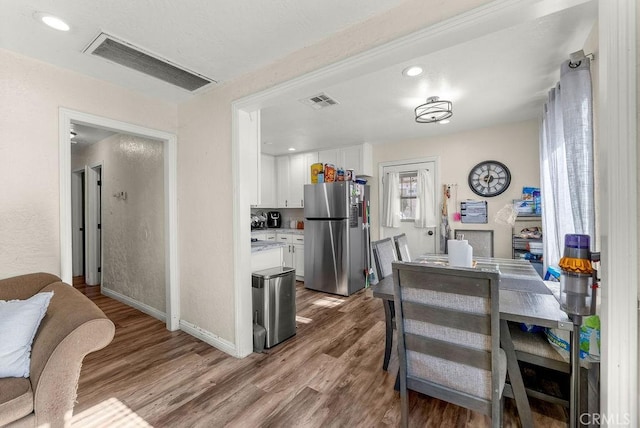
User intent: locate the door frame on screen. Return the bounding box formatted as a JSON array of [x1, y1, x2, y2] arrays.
[[59, 108, 180, 331], [378, 157, 440, 254]]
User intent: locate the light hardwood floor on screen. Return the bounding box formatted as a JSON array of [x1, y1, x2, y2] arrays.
[[73, 281, 568, 427]]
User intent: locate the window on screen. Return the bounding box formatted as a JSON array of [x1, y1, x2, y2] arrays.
[[399, 172, 417, 220]]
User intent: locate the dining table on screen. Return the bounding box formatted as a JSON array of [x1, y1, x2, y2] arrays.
[[371, 254, 574, 428]]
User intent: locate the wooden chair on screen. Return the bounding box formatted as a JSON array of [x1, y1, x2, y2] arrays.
[[371, 238, 398, 371], [393, 233, 411, 262], [392, 262, 506, 427]]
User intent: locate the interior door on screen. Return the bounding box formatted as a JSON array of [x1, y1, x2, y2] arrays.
[[71, 169, 85, 277], [380, 160, 438, 258]]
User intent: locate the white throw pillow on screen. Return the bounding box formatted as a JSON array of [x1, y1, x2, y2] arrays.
[[0, 291, 54, 378]]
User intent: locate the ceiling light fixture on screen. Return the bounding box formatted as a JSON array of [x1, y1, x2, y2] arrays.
[[288, 147, 296, 151], [415, 96, 453, 123], [439, 119, 451, 125], [402, 66, 423, 77], [35, 13, 70, 31]]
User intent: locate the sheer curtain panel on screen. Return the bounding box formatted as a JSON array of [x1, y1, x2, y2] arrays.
[[382, 172, 401, 228], [414, 169, 436, 228], [540, 58, 595, 270]]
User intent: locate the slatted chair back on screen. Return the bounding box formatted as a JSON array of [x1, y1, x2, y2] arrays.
[[392, 262, 504, 427], [371, 238, 397, 280], [393, 233, 411, 262]]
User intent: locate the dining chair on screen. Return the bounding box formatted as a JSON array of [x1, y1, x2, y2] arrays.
[[392, 262, 505, 427], [371, 238, 397, 280], [393, 233, 411, 262], [453, 229, 494, 257], [371, 238, 398, 371]]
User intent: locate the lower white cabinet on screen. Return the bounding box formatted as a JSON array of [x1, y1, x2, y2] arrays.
[[276, 232, 304, 280], [251, 246, 283, 272]]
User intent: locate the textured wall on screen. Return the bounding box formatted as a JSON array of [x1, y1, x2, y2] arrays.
[[371, 120, 541, 259], [0, 48, 176, 279], [72, 134, 166, 312]]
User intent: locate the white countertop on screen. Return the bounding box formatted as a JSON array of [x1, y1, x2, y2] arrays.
[[251, 240, 286, 253], [251, 228, 305, 235]]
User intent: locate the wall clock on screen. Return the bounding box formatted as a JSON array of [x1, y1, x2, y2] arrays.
[[468, 160, 511, 197]]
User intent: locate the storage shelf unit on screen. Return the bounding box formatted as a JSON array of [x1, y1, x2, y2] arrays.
[[512, 214, 543, 277]]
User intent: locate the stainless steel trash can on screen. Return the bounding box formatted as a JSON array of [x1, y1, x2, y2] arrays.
[[252, 267, 296, 348]]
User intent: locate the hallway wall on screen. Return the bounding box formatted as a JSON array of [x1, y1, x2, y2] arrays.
[[72, 134, 166, 313]]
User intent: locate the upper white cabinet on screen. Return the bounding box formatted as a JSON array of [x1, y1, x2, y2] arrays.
[[317, 149, 339, 166], [277, 154, 307, 208], [253, 154, 276, 208], [276, 155, 291, 208], [303, 152, 318, 184], [317, 143, 373, 177], [271, 143, 371, 209], [340, 143, 373, 177], [288, 154, 305, 207]]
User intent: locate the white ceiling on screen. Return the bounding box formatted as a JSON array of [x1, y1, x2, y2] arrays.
[[2, 1, 597, 154], [0, 0, 403, 103], [260, 1, 598, 155]]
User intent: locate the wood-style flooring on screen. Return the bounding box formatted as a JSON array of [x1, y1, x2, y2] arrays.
[[73, 280, 568, 427]]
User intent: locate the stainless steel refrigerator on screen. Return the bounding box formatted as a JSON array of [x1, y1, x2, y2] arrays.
[[303, 182, 370, 296]]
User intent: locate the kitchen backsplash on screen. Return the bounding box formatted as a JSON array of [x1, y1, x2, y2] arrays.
[[251, 208, 304, 229]]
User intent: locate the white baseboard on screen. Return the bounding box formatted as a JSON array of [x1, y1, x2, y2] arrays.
[[101, 287, 166, 323], [179, 320, 238, 357]]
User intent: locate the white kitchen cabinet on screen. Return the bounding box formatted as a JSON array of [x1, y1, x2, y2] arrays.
[[303, 152, 318, 184], [317, 143, 373, 177], [276, 156, 290, 208], [275, 232, 304, 280], [251, 246, 283, 272], [291, 234, 305, 278], [276, 154, 305, 208], [340, 143, 373, 177], [318, 149, 339, 166], [253, 154, 276, 208]]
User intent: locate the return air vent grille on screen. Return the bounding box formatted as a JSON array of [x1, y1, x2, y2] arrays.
[[84, 33, 215, 92], [300, 93, 340, 110]]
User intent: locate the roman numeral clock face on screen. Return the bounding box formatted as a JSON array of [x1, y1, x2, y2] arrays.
[[468, 160, 511, 197]]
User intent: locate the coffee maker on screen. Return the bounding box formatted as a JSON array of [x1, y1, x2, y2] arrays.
[[267, 211, 281, 228]]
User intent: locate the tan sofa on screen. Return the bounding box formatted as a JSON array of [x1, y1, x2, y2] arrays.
[[0, 273, 115, 428]]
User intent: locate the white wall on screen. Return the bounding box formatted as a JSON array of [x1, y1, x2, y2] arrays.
[[177, 0, 492, 343], [0, 48, 177, 279], [371, 120, 540, 258], [71, 134, 166, 312]]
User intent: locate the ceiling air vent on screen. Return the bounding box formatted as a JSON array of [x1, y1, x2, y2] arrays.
[[83, 32, 216, 92], [300, 93, 340, 110]]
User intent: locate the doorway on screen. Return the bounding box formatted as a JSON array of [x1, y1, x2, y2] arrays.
[[59, 108, 180, 331], [379, 159, 438, 257]]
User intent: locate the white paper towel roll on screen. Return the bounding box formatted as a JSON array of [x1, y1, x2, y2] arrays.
[[448, 239, 473, 267]]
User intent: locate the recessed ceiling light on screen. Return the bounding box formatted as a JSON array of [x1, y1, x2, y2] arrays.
[[402, 66, 423, 77], [439, 119, 451, 125], [34, 12, 70, 31], [288, 148, 296, 151]]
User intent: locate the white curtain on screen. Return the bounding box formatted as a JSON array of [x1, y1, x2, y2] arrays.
[[414, 169, 436, 228], [382, 172, 400, 228], [540, 58, 594, 270]]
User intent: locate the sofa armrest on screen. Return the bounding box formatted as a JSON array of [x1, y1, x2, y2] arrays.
[[29, 282, 115, 427], [0, 273, 61, 300]]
